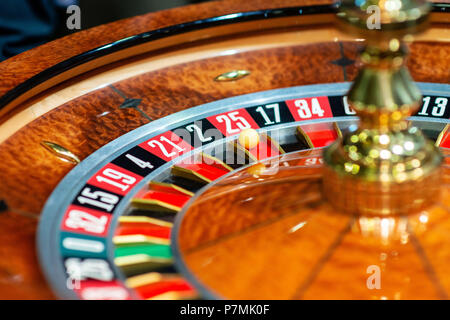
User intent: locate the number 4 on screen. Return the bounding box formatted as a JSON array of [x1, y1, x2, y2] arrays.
[[125, 154, 154, 169], [311, 98, 325, 117]]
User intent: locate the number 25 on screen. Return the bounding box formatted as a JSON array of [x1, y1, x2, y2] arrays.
[[216, 111, 251, 134]]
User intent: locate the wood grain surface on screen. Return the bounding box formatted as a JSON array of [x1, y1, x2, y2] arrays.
[[0, 0, 332, 104], [0, 41, 448, 216], [177, 155, 450, 300], [0, 0, 447, 299], [0, 211, 54, 299], [0, 0, 445, 119]]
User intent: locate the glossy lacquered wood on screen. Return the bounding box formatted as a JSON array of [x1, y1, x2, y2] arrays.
[[0, 0, 335, 118], [0, 0, 447, 300], [0, 1, 446, 120], [176, 152, 450, 299], [0, 40, 448, 216]]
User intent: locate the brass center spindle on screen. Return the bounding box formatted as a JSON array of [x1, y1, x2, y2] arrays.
[[322, 0, 442, 216]]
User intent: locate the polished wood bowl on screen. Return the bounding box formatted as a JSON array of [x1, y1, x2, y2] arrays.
[[0, 0, 448, 299], [176, 149, 450, 299]]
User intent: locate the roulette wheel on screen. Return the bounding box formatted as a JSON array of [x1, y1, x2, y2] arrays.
[[0, 0, 448, 300]]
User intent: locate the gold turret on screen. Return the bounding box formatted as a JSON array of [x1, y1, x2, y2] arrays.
[[323, 0, 442, 216]]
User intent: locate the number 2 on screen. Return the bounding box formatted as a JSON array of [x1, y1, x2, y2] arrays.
[[186, 124, 213, 143]]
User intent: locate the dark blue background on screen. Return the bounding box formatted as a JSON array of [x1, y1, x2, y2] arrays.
[[0, 0, 75, 61], [0, 0, 209, 62]]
